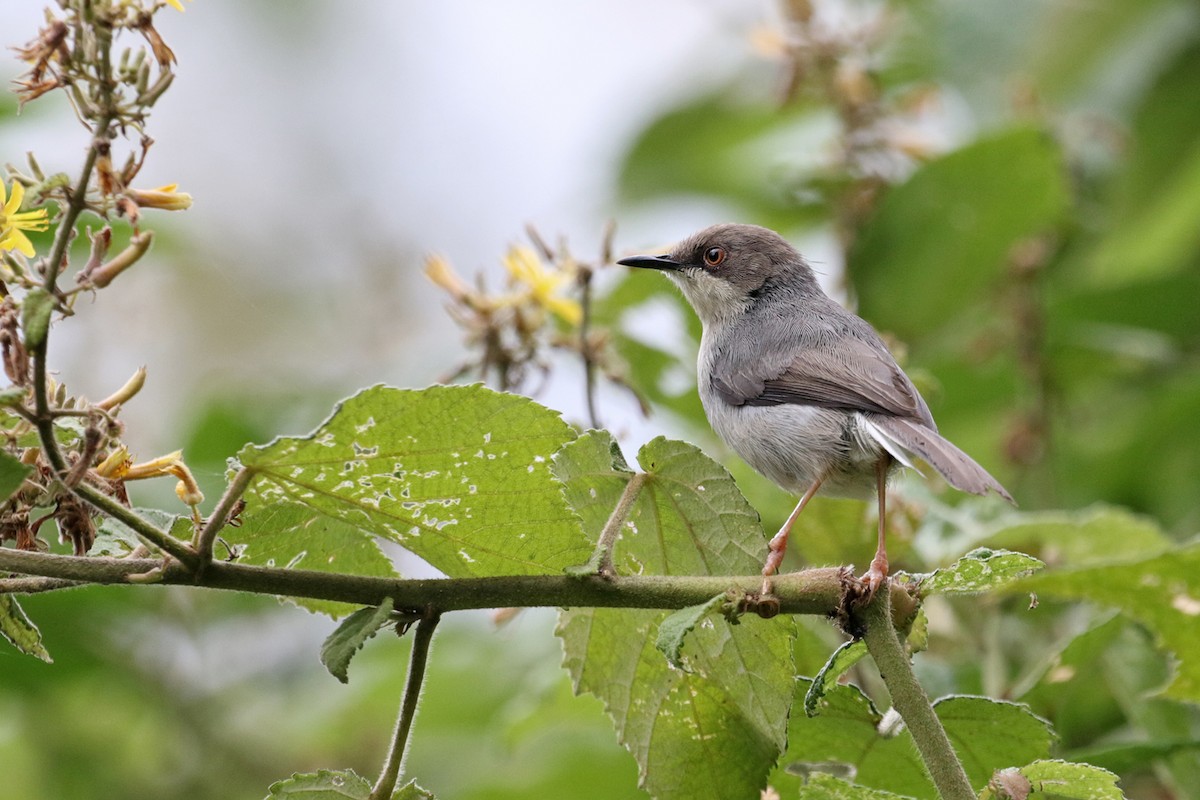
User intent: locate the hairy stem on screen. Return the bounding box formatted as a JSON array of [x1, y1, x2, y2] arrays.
[[32, 116, 112, 476], [369, 611, 440, 800], [0, 548, 918, 621], [861, 588, 974, 800], [193, 466, 254, 566], [594, 472, 646, 577]]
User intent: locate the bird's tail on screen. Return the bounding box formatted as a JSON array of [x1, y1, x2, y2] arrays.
[[863, 415, 1014, 503]]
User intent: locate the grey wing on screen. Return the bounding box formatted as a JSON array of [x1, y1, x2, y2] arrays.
[[711, 333, 936, 428]]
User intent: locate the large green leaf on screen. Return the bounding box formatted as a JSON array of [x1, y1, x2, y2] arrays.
[[232, 500, 398, 617], [851, 127, 1070, 340], [236, 385, 590, 578], [776, 684, 1054, 798], [1016, 540, 1200, 701], [554, 432, 794, 800]]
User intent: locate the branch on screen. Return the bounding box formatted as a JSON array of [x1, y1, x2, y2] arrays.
[[192, 466, 253, 566], [370, 610, 440, 800], [860, 587, 974, 800], [0, 547, 918, 622]]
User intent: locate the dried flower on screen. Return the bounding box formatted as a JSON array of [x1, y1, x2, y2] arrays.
[[125, 183, 192, 211]]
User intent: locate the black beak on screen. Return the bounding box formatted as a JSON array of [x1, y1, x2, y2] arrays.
[[617, 254, 680, 271]]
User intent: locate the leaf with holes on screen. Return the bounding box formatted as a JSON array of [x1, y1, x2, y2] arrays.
[[554, 431, 794, 800], [236, 385, 591, 578]]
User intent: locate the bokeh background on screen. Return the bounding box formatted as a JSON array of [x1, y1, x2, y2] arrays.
[[2, 1, 1199, 797]]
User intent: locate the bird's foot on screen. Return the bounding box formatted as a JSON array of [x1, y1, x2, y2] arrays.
[[858, 552, 890, 599]]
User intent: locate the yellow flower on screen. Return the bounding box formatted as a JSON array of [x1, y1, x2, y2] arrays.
[[0, 180, 49, 257], [125, 183, 192, 211], [163, 0, 190, 12], [503, 245, 581, 325]]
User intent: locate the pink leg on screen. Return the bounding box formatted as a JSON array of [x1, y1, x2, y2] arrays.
[[761, 476, 824, 595], [861, 459, 890, 595]]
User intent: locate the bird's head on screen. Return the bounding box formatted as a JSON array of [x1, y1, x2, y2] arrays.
[[618, 223, 818, 327]]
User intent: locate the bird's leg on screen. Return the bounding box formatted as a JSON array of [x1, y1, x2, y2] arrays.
[[761, 475, 824, 595], [861, 458, 891, 595]]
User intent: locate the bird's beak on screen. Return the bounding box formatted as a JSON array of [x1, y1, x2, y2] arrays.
[[617, 254, 680, 271]]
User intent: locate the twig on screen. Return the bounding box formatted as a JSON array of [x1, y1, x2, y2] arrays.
[[369, 610, 441, 800], [0, 575, 81, 594], [192, 466, 254, 566], [860, 587, 974, 800], [593, 472, 646, 578], [579, 262, 600, 429], [32, 114, 113, 477], [73, 482, 197, 567]]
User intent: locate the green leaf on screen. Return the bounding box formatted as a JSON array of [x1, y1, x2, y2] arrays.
[[237, 385, 590, 578], [655, 594, 726, 669], [776, 681, 931, 797], [0, 594, 52, 662], [391, 781, 435, 800], [980, 760, 1124, 800], [1087, 42, 1200, 286], [984, 506, 1170, 568], [617, 92, 816, 224], [936, 697, 1055, 789], [804, 640, 868, 716], [777, 686, 1053, 798], [921, 548, 1044, 596], [319, 597, 396, 684], [93, 508, 192, 556], [555, 432, 794, 800], [793, 773, 915, 800], [0, 386, 27, 406], [233, 500, 398, 617], [1016, 539, 1200, 701], [264, 769, 372, 799], [0, 448, 32, 504], [852, 127, 1070, 340], [20, 287, 55, 349]]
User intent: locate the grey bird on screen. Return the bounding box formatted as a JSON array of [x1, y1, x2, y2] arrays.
[[619, 223, 1013, 594]]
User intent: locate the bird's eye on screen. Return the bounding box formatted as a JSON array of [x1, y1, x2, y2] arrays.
[[703, 246, 726, 267]]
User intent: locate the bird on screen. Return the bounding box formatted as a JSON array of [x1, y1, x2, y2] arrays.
[[618, 223, 1012, 595]]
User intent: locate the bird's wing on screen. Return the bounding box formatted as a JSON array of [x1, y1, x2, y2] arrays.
[[711, 334, 934, 424]]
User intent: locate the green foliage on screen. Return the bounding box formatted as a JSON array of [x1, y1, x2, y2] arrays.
[[0, 449, 32, 504], [1018, 540, 1200, 701], [0, 594, 51, 662], [263, 770, 434, 800], [851, 128, 1070, 341], [235, 384, 591, 579], [979, 760, 1123, 800], [554, 432, 794, 800], [234, 501, 398, 617], [320, 598, 397, 684], [777, 683, 1054, 798], [19, 287, 54, 350], [920, 548, 1044, 596]]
